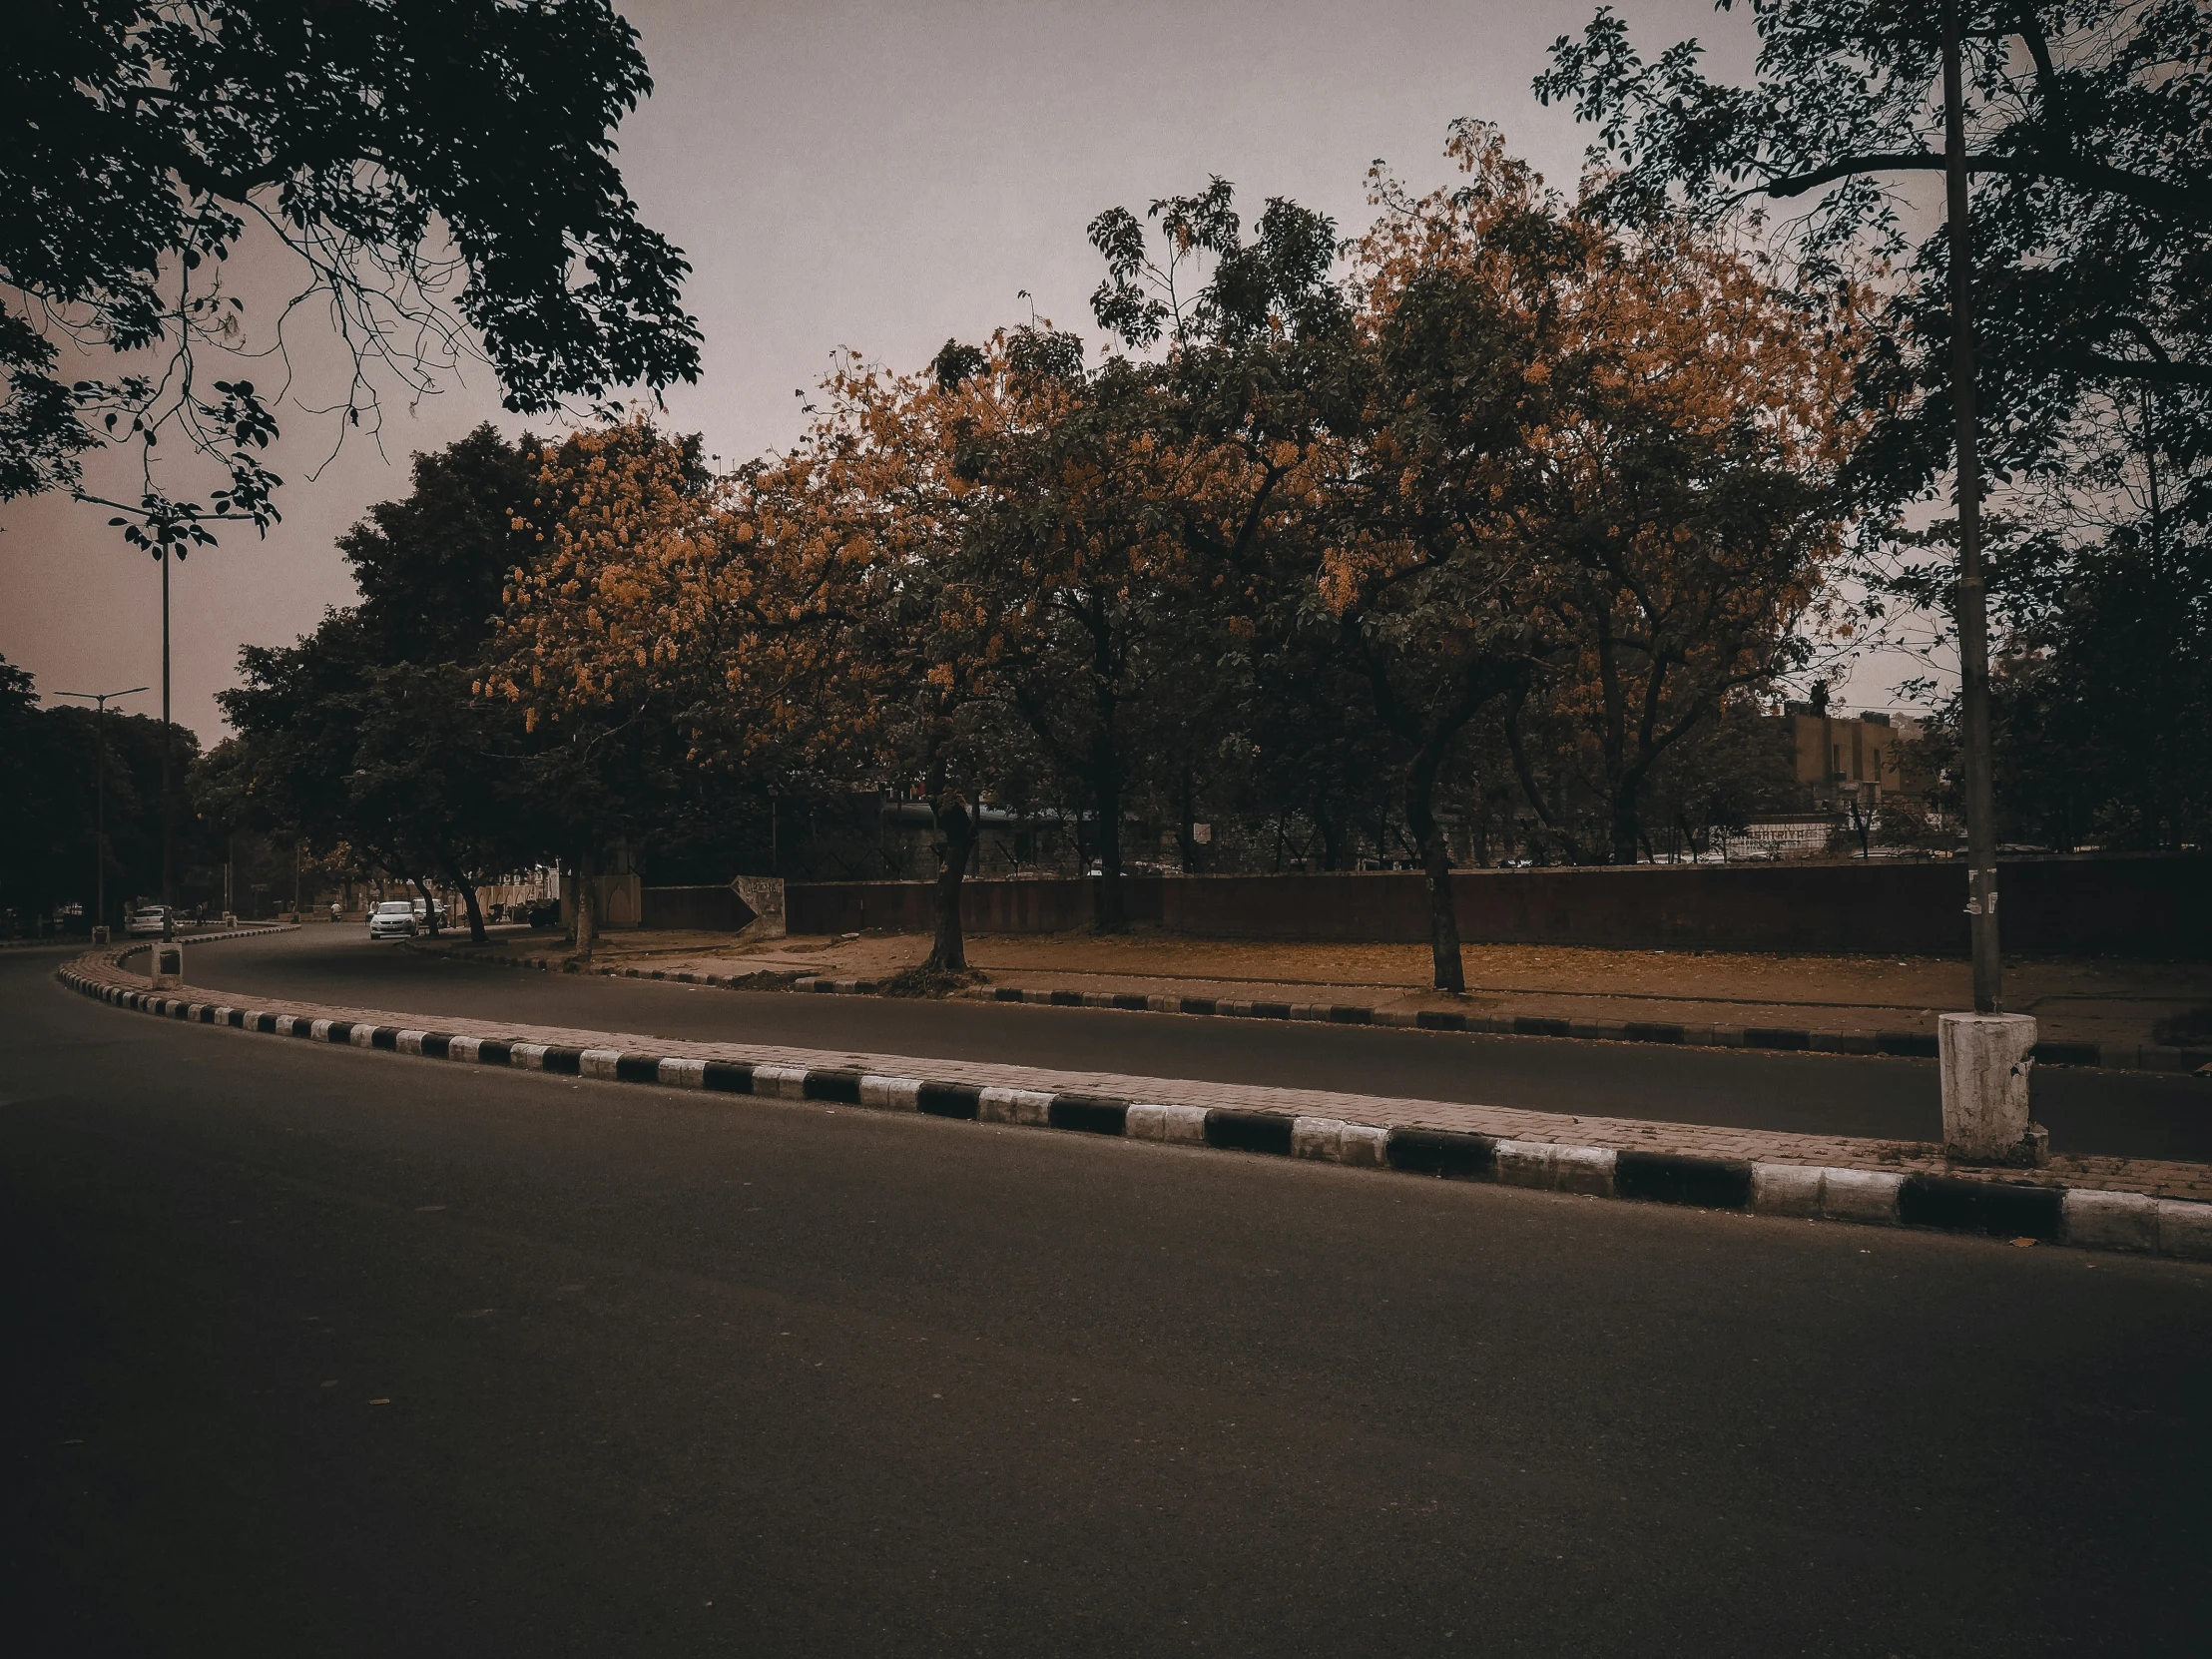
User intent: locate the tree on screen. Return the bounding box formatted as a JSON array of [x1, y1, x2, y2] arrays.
[[1087, 182, 1350, 885], [490, 416, 744, 954], [5, 0, 700, 551], [1536, 0, 2212, 501], [1505, 195, 1859, 863], [973, 182, 1346, 930], [1296, 128, 1576, 989], [217, 427, 547, 940], [739, 347, 1019, 972], [0, 657, 79, 931], [0, 655, 207, 932], [1991, 521, 2212, 849]]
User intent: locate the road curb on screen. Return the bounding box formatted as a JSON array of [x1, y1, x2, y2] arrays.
[[405, 942, 2207, 1075], [55, 946, 2212, 1263], [7, 922, 296, 953], [964, 985, 2210, 1074], [113, 923, 298, 951]]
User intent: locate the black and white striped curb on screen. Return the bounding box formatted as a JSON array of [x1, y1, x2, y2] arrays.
[[965, 985, 2211, 1075], [118, 923, 297, 948], [55, 952, 2212, 1262], [7, 922, 295, 952]]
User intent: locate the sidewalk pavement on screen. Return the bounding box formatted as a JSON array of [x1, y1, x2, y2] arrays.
[[60, 945, 2212, 1263]]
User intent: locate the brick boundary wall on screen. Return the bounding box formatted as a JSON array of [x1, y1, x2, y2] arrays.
[[53, 944, 2212, 1261], [787, 854, 2210, 958]]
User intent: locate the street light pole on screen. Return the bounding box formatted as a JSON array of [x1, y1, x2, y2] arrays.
[[1941, 0, 2003, 1013], [56, 685, 148, 938], [158, 546, 176, 933]]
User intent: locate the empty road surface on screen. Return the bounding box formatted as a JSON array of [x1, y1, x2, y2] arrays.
[[5, 938, 2209, 1655]]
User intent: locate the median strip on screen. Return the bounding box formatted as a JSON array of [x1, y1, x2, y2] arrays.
[[415, 938, 2207, 1074], [55, 945, 2212, 1262]]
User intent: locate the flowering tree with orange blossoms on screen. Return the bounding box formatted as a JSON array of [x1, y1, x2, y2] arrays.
[[1452, 141, 1864, 865], [489, 355, 1031, 970], [485, 416, 732, 954], [955, 333, 1335, 933], [1303, 131, 1576, 990], [1311, 123, 1861, 983], [481, 140, 1856, 979], [760, 342, 1031, 972]]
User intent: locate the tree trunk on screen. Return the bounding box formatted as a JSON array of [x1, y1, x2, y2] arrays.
[[446, 863, 489, 943], [1404, 747, 1465, 993], [409, 873, 441, 936], [1315, 803, 1345, 870], [1090, 756, 1128, 933], [573, 848, 598, 959], [1609, 792, 1643, 866], [927, 793, 975, 972]]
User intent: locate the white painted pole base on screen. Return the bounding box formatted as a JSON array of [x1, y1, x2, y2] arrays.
[[1938, 1012, 2047, 1166], [149, 940, 184, 989]]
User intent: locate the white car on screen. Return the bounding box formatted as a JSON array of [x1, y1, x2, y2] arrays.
[[366, 900, 418, 940], [124, 905, 170, 936]]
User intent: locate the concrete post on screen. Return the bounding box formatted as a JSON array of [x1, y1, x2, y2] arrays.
[[732, 875, 787, 939], [149, 941, 184, 990], [1938, 1012, 2046, 1166]]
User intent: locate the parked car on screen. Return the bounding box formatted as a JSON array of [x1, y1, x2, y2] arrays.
[[124, 905, 170, 936], [366, 900, 418, 940]]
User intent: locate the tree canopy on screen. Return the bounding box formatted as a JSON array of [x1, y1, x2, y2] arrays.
[[1536, 0, 2211, 500], [4, 0, 700, 552]]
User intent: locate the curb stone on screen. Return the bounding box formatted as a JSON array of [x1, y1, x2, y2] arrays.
[[114, 924, 298, 951], [965, 985, 2209, 1075], [410, 941, 2212, 1075], [8, 923, 294, 953], [55, 946, 2212, 1263]]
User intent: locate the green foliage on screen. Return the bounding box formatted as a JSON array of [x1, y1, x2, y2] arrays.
[[213, 426, 549, 936], [3, 0, 701, 549], [1536, 0, 2212, 503], [0, 655, 211, 931]]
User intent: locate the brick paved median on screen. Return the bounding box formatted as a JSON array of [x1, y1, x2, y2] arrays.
[[58, 945, 2212, 1257]]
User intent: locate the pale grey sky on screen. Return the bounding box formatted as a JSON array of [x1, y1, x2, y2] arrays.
[[7, 0, 1927, 744]]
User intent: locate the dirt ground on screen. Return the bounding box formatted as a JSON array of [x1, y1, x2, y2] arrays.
[[438, 923, 2212, 1048]]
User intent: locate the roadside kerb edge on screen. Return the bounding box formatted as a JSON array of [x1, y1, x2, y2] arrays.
[[56, 946, 2212, 1262]]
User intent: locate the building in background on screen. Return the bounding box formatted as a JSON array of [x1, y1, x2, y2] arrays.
[[1775, 705, 1936, 810]]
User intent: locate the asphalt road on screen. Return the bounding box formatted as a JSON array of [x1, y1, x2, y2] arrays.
[[5, 943, 2210, 1656], [171, 925, 2212, 1162]]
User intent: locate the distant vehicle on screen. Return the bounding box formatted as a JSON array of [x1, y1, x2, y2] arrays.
[[410, 897, 449, 926], [367, 900, 418, 940], [525, 899, 561, 928], [124, 905, 170, 936]]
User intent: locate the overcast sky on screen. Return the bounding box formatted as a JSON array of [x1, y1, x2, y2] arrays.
[[7, 0, 1930, 743]]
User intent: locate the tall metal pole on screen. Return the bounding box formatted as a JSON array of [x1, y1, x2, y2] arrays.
[[1942, 1, 2003, 1013], [159, 548, 176, 933], [57, 687, 145, 936], [97, 706, 106, 928]]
